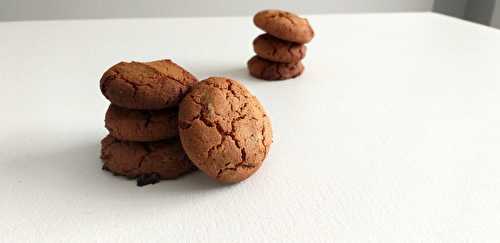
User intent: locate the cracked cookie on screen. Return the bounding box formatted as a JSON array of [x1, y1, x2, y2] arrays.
[[100, 135, 196, 186], [253, 34, 306, 63], [254, 9, 314, 44], [105, 104, 178, 142], [100, 59, 198, 110], [178, 77, 272, 183], [247, 55, 304, 80]]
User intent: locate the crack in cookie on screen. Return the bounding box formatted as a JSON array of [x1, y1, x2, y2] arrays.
[[100, 135, 196, 185], [253, 9, 314, 44], [179, 77, 272, 183], [105, 105, 178, 142], [99, 59, 198, 109], [247, 55, 304, 81]]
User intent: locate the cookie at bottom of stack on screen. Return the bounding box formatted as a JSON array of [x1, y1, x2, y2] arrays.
[[100, 135, 196, 186], [247, 55, 304, 81]]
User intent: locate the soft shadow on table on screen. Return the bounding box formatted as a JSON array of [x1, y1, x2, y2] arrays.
[[219, 67, 249, 80], [193, 64, 267, 83], [1, 137, 225, 201]]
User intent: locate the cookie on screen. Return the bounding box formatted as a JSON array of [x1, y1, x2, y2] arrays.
[[100, 135, 196, 186], [100, 59, 198, 110], [253, 9, 314, 44], [105, 104, 178, 142], [247, 55, 304, 80], [178, 77, 273, 183], [253, 34, 306, 63]]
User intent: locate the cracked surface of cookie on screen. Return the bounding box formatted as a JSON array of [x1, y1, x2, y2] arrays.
[[100, 59, 198, 110], [247, 55, 304, 81], [253, 34, 306, 63], [100, 135, 196, 185], [254, 9, 314, 44], [105, 104, 178, 142], [178, 77, 273, 183]]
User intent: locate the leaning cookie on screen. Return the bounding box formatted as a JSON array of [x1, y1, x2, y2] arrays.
[[105, 104, 178, 142], [100, 59, 198, 110], [247, 55, 304, 80], [253, 9, 314, 44], [100, 135, 196, 186], [178, 77, 273, 183], [253, 34, 306, 63]]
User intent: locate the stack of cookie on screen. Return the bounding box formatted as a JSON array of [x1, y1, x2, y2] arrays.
[[99, 59, 198, 186], [247, 9, 314, 81]]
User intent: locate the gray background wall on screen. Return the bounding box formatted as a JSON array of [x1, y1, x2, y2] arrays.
[[1, 0, 499, 30], [433, 0, 496, 25], [0, 0, 434, 21], [433, 0, 468, 19], [492, 1, 500, 28]]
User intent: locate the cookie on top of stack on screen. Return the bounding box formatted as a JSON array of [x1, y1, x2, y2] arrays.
[[99, 59, 198, 186], [247, 9, 314, 81]]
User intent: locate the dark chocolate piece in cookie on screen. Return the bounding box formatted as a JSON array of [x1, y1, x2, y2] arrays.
[[247, 55, 304, 81], [253, 34, 306, 63], [253, 9, 314, 44], [105, 104, 178, 142], [100, 135, 196, 185], [178, 77, 273, 183], [100, 59, 198, 110]]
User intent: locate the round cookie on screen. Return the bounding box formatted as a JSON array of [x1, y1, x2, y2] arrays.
[[100, 135, 196, 186], [253, 34, 307, 63], [100, 59, 198, 110], [253, 9, 314, 44], [178, 77, 273, 183], [105, 104, 178, 142], [247, 55, 304, 81]]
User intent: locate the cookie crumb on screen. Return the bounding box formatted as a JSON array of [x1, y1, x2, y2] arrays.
[[136, 173, 161, 186]]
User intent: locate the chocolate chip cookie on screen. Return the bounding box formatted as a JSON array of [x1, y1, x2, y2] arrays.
[[253, 9, 314, 44], [100, 59, 198, 110], [100, 135, 196, 186], [253, 34, 306, 63], [105, 104, 178, 142], [178, 77, 273, 183], [247, 55, 304, 80]]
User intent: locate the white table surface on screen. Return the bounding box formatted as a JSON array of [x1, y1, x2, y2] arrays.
[[1, 12, 500, 243]]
